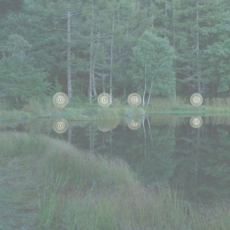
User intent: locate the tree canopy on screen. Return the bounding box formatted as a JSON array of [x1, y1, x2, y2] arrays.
[[0, 0, 230, 107]]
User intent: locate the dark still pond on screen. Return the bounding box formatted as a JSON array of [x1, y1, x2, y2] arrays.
[[1, 114, 230, 205]]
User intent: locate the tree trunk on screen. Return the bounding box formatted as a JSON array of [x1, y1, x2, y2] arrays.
[[142, 117, 147, 156], [110, 13, 115, 104], [123, 83, 126, 100], [67, 3, 72, 102], [146, 82, 153, 107], [172, 0, 176, 48], [92, 61, 97, 97], [164, 0, 168, 38], [89, 0, 94, 104], [142, 65, 147, 107], [173, 87, 177, 102], [196, 0, 201, 93], [92, 31, 101, 98], [102, 73, 105, 93]]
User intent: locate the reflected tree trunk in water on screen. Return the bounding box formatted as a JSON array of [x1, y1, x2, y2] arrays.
[[146, 82, 153, 107], [146, 117, 153, 141], [109, 130, 112, 155], [89, 123, 94, 154], [195, 128, 201, 186], [142, 65, 147, 107], [102, 134, 106, 149], [142, 117, 146, 156], [173, 117, 176, 128], [68, 125, 72, 144]]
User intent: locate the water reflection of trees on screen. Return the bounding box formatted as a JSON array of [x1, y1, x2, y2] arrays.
[[1, 115, 230, 203], [173, 124, 230, 203], [91, 116, 230, 204]]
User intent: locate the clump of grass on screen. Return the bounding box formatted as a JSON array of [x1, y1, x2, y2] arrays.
[[0, 101, 7, 116], [0, 110, 31, 121], [96, 108, 120, 120], [0, 132, 47, 157], [23, 98, 58, 116], [0, 99, 57, 121], [149, 97, 186, 111], [205, 98, 230, 112], [112, 98, 125, 108], [62, 107, 121, 121], [1, 132, 230, 230], [122, 106, 145, 117]]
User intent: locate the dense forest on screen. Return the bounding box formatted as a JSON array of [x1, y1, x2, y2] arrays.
[[0, 0, 230, 108]]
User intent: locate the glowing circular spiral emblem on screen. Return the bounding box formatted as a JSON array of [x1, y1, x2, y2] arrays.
[[190, 93, 203, 106], [127, 93, 142, 107], [97, 119, 119, 132], [127, 119, 141, 130], [190, 116, 203, 128], [97, 93, 112, 107], [53, 118, 69, 134], [98, 126, 110, 132], [53, 92, 68, 108]]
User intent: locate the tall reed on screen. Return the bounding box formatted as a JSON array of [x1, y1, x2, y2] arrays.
[[205, 97, 230, 108]]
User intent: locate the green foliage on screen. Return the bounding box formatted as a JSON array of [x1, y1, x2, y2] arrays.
[[0, 0, 23, 15], [203, 20, 230, 96], [48, 77, 63, 98], [0, 34, 51, 108], [0, 0, 230, 106], [1, 34, 32, 57], [0, 56, 51, 108], [130, 30, 175, 98]]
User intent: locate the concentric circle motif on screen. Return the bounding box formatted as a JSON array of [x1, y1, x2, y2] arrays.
[[53, 118, 69, 134], [97, 120, 119, 132], [97, 93, 112, 107], [127, 93, 142, 107], [53, 92, 68, 108], [190, 93, 203, 106], [98, 126, 111, 132], [127, 119, 141, 130], [190, 116, 203, 128]]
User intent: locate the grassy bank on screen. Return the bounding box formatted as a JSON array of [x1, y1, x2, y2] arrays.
[[147, 97, 230, 114], [0, 132, 230, 230], [0, 98, 146, 122], [1, 97, 230, 122]]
